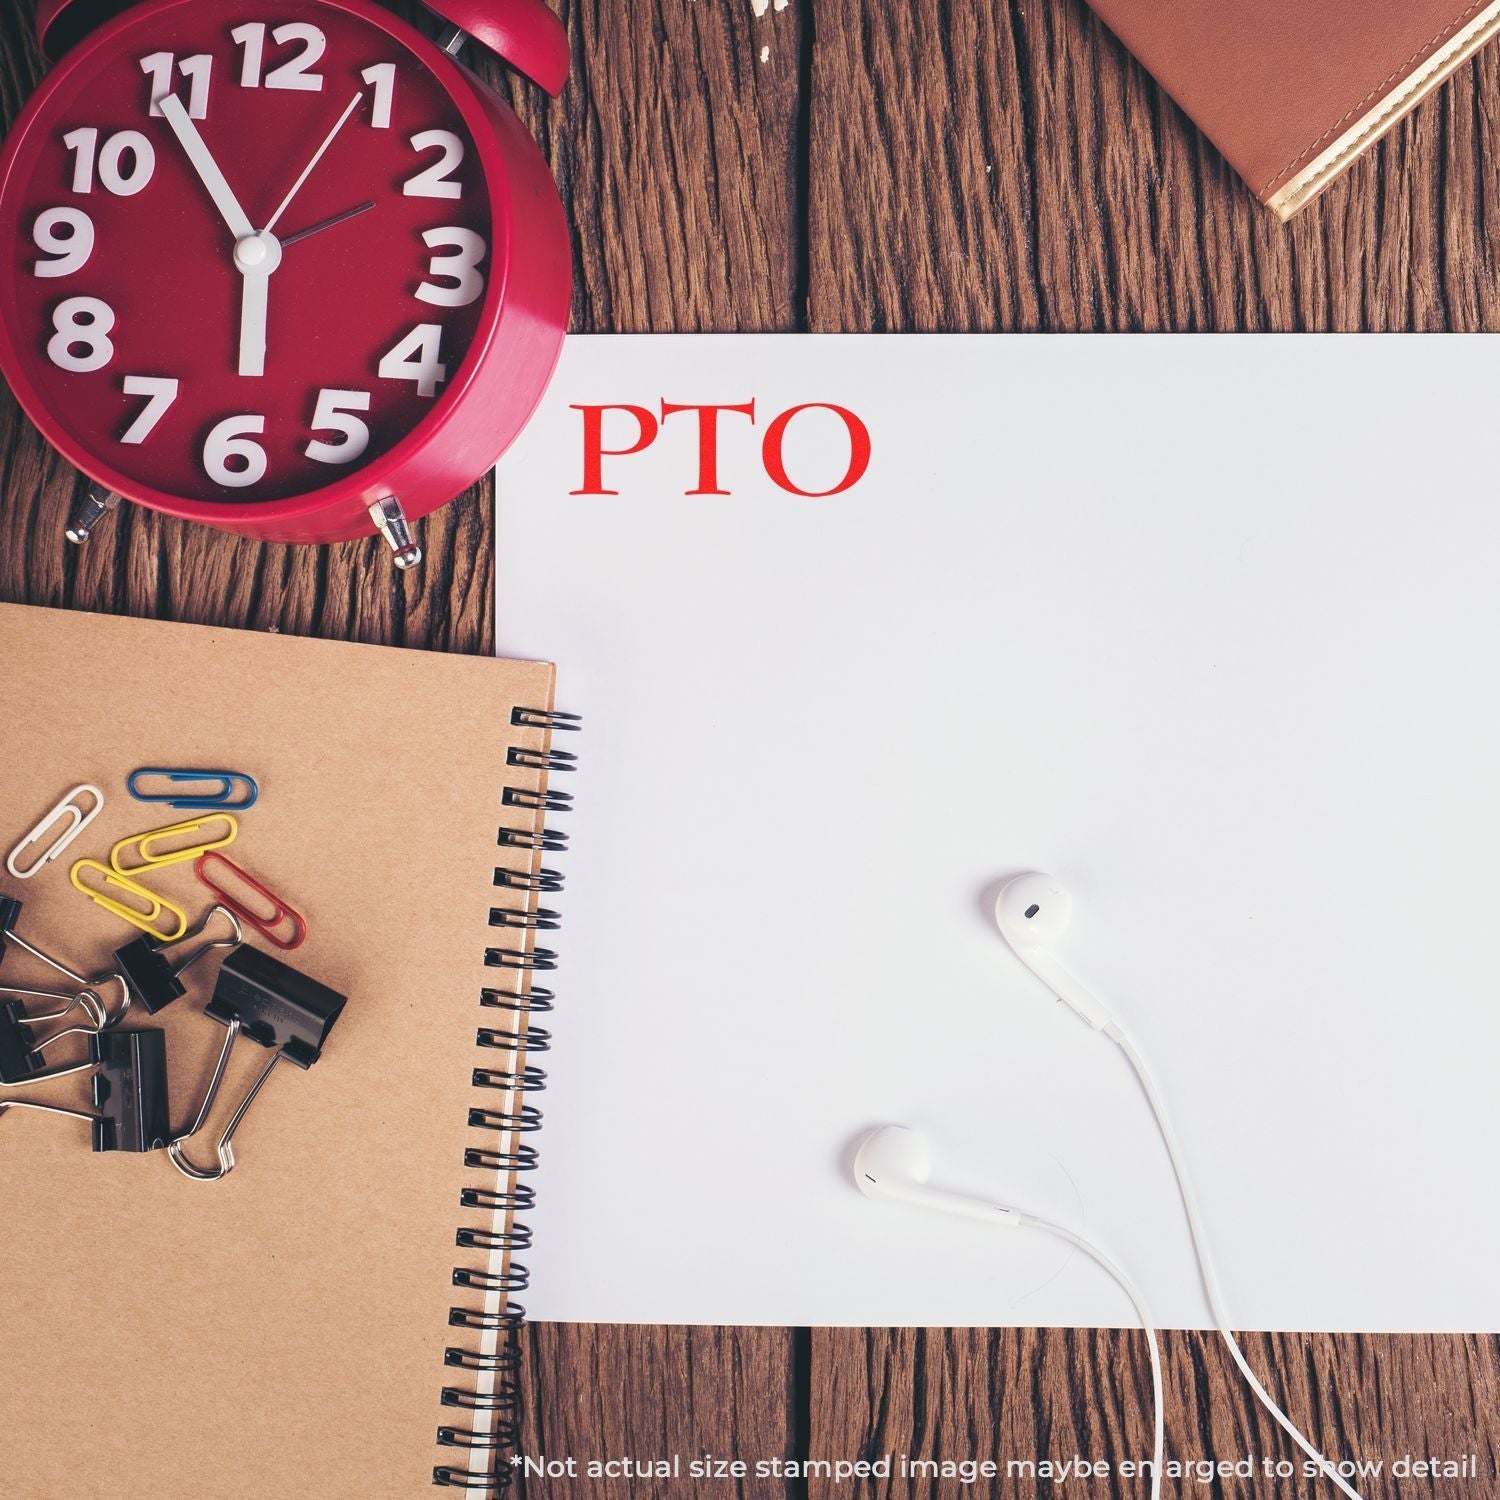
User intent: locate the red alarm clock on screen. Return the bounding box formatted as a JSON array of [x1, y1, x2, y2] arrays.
[[0, 0, 570, 566]]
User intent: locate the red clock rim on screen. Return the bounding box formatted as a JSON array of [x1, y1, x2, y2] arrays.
[[0, 0, 517, 528]]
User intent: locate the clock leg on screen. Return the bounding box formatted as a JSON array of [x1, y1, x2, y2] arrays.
[[368, 497, 423, 570], [64, 485, 121, 547]]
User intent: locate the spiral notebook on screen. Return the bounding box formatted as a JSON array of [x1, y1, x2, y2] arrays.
[[0, 604, 574, 1499]]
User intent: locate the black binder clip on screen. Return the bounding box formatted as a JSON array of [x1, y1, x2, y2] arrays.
[[1, 896, 136, 1080], [0, 1028, 171, 1152], [167, 946, 346, 1182], [0, 985, 113, 1083], [111, 904, 243, 1017]]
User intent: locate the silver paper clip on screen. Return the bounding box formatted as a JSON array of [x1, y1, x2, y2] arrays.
[[5, 785, 105, 880]]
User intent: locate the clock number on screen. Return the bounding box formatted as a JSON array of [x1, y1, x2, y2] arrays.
[[417, 228, 488, 308], [403, 130, 465, 199], [48, 297, 115, 374], [230, 23, 265, 85], [120, 376, 180, 445], [63, 128, 155, 196], [378, 325, 447, 398], [232, 22, 326, 90], [361, 64, 396, 129], [140, 54, 172, 111], [62, 128, 96, 193], [32, 208, 95, 278], [141, 52, 213, 118], [306, 388, 372, 464], [266, 24, 325, 89], [204, 415, 268, 488]]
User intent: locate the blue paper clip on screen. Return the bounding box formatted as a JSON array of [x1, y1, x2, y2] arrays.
[[127, 769, 259, 812]]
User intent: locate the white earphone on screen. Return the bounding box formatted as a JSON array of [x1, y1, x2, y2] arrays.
[[854, 1126, 1020, 1225], [989, 872, 1368, 1500], [852, 1124, 1163, 1500], [992, 872, 1113, 1030]]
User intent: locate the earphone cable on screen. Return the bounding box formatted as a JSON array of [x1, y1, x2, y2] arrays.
[[1106, 1024, 1366, 1500], [1020, 1213, 1163, 1500]]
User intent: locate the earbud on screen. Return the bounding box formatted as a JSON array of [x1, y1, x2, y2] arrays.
[[855, 1125, 1166, 1500], [852, 1126, 1019, 1225], [993, 872, 1114, 1030]]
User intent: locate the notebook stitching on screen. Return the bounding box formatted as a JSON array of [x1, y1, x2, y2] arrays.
[[1257, 0, 1488, 193], [1267, 8, 1500, 213]]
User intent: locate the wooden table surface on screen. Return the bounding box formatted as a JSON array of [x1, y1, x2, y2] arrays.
[[3, 3, 1498, 1496]]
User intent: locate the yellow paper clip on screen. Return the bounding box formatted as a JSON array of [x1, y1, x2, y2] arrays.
[[69, 860, 189, 943], [109, 814, 238, 876]]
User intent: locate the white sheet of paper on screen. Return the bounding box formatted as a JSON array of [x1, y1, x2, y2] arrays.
[[496, 334, 1500, 1331]]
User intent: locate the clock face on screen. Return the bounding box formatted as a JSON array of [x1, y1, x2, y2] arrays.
[[0, 0, 497, 506]]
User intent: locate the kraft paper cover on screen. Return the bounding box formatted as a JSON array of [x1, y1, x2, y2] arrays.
[[0, 603, 556, 1499]]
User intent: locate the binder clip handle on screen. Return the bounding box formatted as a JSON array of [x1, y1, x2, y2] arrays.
[[0, 978, 127, 1083], [0, 895, 90, 986], [0, 981, 110, 1028], [168, 948, 346, 1183], [172, 904, 243, 976], [167, 1017, 281, 1182], [0, 894, 123, 1081], [0, 1096, 98, 1132]]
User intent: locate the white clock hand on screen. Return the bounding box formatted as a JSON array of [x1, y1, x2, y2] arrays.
[[158, 94, 255, 242], [263, 90, 366, 236], [234, 232, 281, 379], [159, 93, 275, 378]]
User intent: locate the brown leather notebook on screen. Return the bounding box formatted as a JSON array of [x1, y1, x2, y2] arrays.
[[1085, 0, 1500, 217], [0, 605, 570, 1498]]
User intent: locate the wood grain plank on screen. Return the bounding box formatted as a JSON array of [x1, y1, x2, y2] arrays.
[[807, 0, 1500, 333], [811, 1329, 1500, 1499], [496, 0, 805, 334], [522, 1323, 798, 1497]]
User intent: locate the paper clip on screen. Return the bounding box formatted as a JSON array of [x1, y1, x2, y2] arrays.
[[0, 1029, 171, 1152], [69, 860, 189, 943], [5, 785, 105, 881], [109, 814, 238, 876], [111, 905, 243, 1017], [169, 947, 346, 1182], [128, 768, 259, 811], [194, 852, 307, 951]]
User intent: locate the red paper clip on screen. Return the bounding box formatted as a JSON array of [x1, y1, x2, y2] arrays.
[[194, 852, 307, 951]]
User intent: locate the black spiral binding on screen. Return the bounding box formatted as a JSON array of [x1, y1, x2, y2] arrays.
[[433, 706, 581, 1492]]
